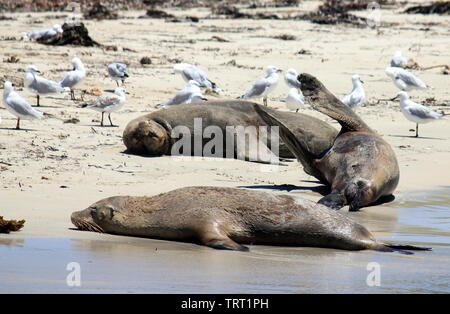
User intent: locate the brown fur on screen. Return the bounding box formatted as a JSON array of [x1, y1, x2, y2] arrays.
[[122, 100, 338, 160], [72, 186, 401, 252], [255, 74, 400, 211]]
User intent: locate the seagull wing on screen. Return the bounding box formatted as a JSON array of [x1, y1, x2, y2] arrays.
[[6, 93, 43, 118], [243, 78, 269, 99]]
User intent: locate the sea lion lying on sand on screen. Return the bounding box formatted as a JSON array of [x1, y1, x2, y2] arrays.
[[71, 186, 429, 254], [255, 74, 400, 211], [122, 101, 338, 163]]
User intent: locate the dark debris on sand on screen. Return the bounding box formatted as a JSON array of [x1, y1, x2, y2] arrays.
[[0, 216, 25, 234], [404, 1, 450, 15], [83, 3, 119, 20], [299, 0, 371, 26], [37, 23, 100, 47]]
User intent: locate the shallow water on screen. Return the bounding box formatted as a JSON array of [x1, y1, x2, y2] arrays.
[[1, 188, 449, 294]]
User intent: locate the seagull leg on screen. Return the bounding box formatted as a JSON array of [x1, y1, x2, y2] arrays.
[[296, 109, 299, 113], [263, 97, 267, 106], [16, 118, 20, 130], [416, 123, 419, 138], [101, 112, 104, 127], [108, 113, 116, 127], [36, 95, 40, 107], [116, 80, 119, 87], [70, 89, 75, 100]]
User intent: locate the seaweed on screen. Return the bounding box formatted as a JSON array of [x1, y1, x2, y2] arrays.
[[404, 1, 450, 15], [37, 23, 100, 47], [0, 216, 25, 234]]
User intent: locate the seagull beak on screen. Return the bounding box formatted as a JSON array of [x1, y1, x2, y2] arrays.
[[360, 80, 364, 84], [390, 96, 399, 101], [277, 69, 282, 73]]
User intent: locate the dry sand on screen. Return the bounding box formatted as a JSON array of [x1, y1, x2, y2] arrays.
[[0, 3, 449, 244]]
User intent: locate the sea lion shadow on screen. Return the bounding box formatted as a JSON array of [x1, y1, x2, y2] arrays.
[[238, 182, 330, 196], [367, 194, 396, 207]]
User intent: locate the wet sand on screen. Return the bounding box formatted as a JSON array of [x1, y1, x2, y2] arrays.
[[1, 188, 449, 294], [0, 3, 450, 293]]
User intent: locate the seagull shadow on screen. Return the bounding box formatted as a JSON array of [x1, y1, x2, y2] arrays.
[[0, 127, 36, 131], [32, 105, 61, 109], [87, 124, 119, 128], [388, 134, 446, 140]]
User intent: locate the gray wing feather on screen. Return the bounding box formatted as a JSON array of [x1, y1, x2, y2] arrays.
[[243, 79, 268, 98], [6, 94, 41, 117], [408, 106, 442, 120]]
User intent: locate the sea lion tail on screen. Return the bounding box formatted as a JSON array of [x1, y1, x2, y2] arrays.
[[373, 243, 432, 255]]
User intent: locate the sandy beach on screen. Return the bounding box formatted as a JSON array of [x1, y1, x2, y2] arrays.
[[0, 1, 449, 293]]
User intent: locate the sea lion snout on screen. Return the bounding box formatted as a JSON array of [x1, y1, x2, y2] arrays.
[[71, 197, 127, 233], [123, 119, 170, 155]]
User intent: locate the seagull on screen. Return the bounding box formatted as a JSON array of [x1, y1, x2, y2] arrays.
[[83, 88, 127, 127], [160, 80, 206, 108], [392, 91, 444, 137], [242, 65, 282, 106], [107, 62, 129, 87], [59, 57, 86, 100], [390, 51, 408, 68], [284, 88, 304, 112], [341, 74, 365, 109], [2, 81, 43, 129], [173, 63, 221, 93], [24, 24, 63, 41], [24, 65, 67, 106], [385, 67, 428, 91], [284, 68, 301, 90]]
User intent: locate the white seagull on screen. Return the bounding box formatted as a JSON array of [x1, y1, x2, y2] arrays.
[[160, 80, 206, 108], [390, 51, 408, 68], [284, 88, 304, 112], [242, 65, 282, 106], [59, 57, 86, 100], [341, 74, 365, 109], [83, 88, 127, 127], [2, 81, 44, 129], [385, 67, 428, 91], [107, 62, 129, 87], [284, 68, 301, 90], [25, 24, 63, 40], [24, 65, 67, 106], [392, 91, 444, 137], [173, 63, 221, 93]]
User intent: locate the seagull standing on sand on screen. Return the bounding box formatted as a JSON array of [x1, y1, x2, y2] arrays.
[[59, 57, 86, 100], [160, 80, 206, 108], [390, 51, 408, 68], [392, 91, 444, 137], [25, 24, 63, 40], [385, 67, 428, 91], [242, 65, 282, 106], [341, 75, 365, 109], [24, 65, 67, 106], [107, 62, 129, 87], [2, 81, 43, 129], [83, 88, 127, 127], [284, 68, 301, 90], [173, 63, 221, 93], [284, 88, 304, 112]]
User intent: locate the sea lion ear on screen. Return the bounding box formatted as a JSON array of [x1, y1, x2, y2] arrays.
[[95, 207, 114, 221]]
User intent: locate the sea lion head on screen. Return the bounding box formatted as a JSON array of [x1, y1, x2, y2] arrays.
[[123, 119, 171, 155], [71, 196, 130, 233]]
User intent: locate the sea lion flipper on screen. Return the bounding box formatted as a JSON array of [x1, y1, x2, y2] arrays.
[[204, 238, 249, 251], [254, 104, 325, 181], [317, 192, 347, 210], [298, 73, 372, 133]]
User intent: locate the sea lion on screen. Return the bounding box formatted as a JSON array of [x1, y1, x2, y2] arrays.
[[255, 73, 400, 211], [71, 186, 429, 254], [122, 100, 338, 163]]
